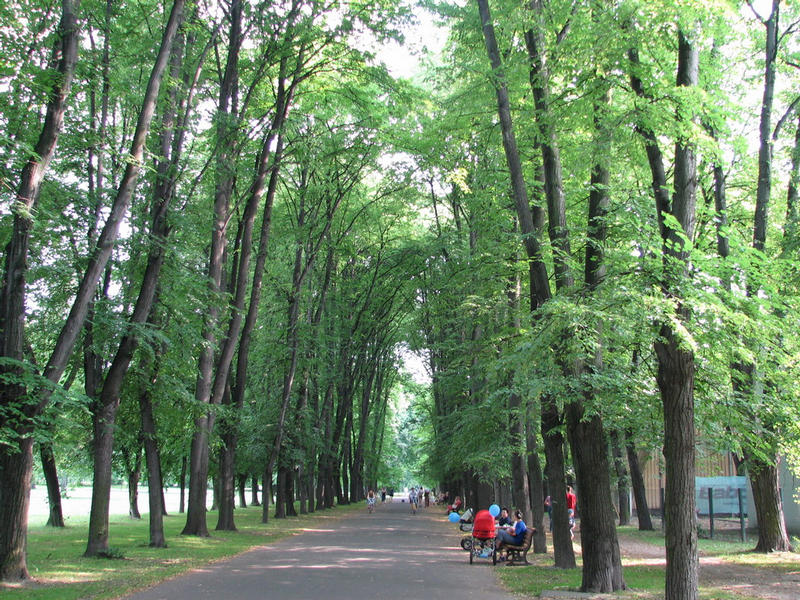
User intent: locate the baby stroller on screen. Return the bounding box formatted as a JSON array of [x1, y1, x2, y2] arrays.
[[457, 508, 474, 551], [469, 509, 497, 565]]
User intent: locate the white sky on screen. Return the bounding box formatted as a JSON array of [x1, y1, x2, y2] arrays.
[[374, 9, 449, 79]]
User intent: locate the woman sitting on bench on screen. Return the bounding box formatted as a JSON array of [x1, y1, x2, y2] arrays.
[[494, 509, 526, 560]]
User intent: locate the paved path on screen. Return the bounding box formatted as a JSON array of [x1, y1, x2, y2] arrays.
[[120, 498, 516, 600]]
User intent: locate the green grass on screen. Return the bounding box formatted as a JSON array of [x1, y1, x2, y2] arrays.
[[2, 503, 361, 600], [494, 527, 798, 600]]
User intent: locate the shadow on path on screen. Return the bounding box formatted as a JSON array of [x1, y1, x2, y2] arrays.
[[120, 499, 516, 600]]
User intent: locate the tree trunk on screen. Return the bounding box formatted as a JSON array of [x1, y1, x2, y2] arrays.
[[526, 412, 547, 554], [625, 431, 653, 531], [749, 457, 792, 551], [128, 451, 142, 520], [251, 475, 260, 506], [0, 438, 34, 580], [179, 454, 187, 514], [275, 466, 287, 519], [40, 443, 65, 527], [657, 325, 698, 599], [785, 113, 800, 248], [542, 401, 576, 568], [567, 407, 624, 592], [216, 421, 237, 530], [238, 473, 247, 509], [610, 431, 631, 526], [140, 381, 167, 547], [261, 472, 272, 524]]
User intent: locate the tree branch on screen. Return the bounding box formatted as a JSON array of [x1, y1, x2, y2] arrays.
[[773, 95, 800, 141]]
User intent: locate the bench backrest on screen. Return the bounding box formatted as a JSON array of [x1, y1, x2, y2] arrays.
[[518, 528, 534, 549]]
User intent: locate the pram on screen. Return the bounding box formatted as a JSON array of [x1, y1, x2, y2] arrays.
[[456, 508, 474, 551], [469, 509, 497, 565]]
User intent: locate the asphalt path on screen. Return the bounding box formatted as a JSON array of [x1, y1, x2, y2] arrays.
[[120, 498, 517, 600]]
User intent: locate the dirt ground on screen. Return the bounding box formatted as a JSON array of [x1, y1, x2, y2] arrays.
[[614, 531, 800, 600]]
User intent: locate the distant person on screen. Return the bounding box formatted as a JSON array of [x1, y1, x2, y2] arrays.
[[496, 506, 512, 528], [544, 495, 552, 530], [409, 488, 418, 514], [380, 487, 386, 503], [367, 489, 376, 514], [424, 488, 430, 508], [566, 486, 577, 539]]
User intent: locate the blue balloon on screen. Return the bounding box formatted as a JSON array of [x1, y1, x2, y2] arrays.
[[489, 504, 500, 517], [448, 512, 461, 523]]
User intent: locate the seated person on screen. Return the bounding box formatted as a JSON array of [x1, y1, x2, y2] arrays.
[[447, 495, 462, 513], [496, 507, 512, 528], [495, 509, 528, 558]]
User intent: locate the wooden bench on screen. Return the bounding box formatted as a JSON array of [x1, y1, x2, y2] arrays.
[[504, 528, 534, 566]]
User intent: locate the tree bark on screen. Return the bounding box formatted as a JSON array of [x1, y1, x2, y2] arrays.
[[127, 449, 142, 520], [610, 431, 631, 526], [526, 411, 547, 554], [542, 402, 576, 568], [625, 431, 653, 531], [749, 457, 792, 551], [40, 443, 65, 527], [140, 367, 167, 547], [238, 474, 247, 509], [251, 475, 260, 506]]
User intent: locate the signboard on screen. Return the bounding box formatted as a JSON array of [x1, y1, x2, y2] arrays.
[[695, 476, 748, 516]]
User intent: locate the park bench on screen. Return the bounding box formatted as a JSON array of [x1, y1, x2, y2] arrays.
[[504, 528, 534, 566]]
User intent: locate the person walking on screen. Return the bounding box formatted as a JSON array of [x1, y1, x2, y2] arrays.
[[408, 487, 418, 514], [566, 486, 577, 539]]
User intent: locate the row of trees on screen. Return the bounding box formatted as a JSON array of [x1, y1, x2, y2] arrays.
[[401, 0, 799, 597], [0, 0, 425, 580]]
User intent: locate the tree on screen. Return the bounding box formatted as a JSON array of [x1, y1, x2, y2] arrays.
[[0, 0, 81, 580]]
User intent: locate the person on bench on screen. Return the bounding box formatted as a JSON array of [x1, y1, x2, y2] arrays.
[[494, 509, 526, 561]]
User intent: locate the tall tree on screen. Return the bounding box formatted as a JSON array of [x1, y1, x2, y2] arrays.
[[632, 27, 701, 599], [0, 0, 81, 580], [83, 0, 186, 556]]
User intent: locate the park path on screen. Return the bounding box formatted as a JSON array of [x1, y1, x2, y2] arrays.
[[119, 498, 515, 600]]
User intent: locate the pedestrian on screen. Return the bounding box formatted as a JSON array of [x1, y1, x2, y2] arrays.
[[408, 487, 418, 514], [566, 486, 577, 539], [544, 495, 552, 530], [367, 489, 376, 514]]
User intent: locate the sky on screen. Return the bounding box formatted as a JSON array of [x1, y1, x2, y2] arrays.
[[374, 7, 449, 80]]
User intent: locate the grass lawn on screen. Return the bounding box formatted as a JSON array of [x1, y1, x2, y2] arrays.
[[2, 502, 361, 600]]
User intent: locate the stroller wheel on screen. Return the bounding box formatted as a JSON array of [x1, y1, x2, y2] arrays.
[[460, 537, 472, 551]]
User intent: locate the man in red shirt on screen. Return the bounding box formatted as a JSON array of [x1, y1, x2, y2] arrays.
[[566, 486, 577, 539]]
